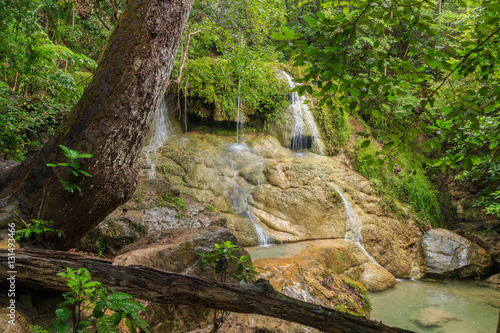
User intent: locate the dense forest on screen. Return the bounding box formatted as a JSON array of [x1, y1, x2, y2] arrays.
[[1, 0, 499, 332], [1, 0, 499, 227]]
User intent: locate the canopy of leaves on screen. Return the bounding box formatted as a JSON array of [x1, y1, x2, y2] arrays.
[[273, 0, 500, 217]]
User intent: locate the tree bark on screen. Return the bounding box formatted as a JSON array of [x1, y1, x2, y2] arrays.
[[0, 0, 194, 249], [0, 249, 415, 333]]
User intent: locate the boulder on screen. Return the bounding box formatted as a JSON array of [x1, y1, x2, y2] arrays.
[[418, 228, 492, 278], [411, 307, 458, 328], [481, 273, 500, 290], [78, 178, 226, 254], [114, 226, 247, 333]]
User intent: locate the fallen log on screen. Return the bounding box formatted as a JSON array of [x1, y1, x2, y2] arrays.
[[0, 249, 414, 333]]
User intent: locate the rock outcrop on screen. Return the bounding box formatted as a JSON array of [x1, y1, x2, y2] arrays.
[[78, 178, 227, 254], [418, 228, 492, 278], [145, 133, 421, 278], [113, 226, 248, 333]]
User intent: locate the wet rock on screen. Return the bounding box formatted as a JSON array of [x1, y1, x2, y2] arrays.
[[359, 263, 396, 291], [145, 132, 421, 278], [418, 228, 492, 278], [78, 178, 226, 254], [360, 224, 413, 278], [481, 273, 500, 289], [114, 227, 246, 333], [411, 307, 458, 328], [454, 220, 500, 271]]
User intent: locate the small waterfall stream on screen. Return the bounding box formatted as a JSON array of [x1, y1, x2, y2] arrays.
[[332, 185, 380, 265], [281, 71, 324, 155], [228, 144, 274, 246], [143, 97, 175, 179], [236, 78, 241, 144]]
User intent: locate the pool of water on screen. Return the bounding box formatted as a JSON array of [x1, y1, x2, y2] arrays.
[[246, 242, 310, 260], [370, 279, 500, 333]]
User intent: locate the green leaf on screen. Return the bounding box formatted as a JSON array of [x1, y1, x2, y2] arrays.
[[361, 140, 371, 148], [305, 16, 317, 27], [97, 316, 117, 333], [463, 158, 473, 171], [114, 300, 146, 314], [78, 153, 93, 158], [59, 145, 71, 155], [433, 159, 443, 166], [55, 308, 70, 320], [79, 170, 92, 177], [429, 60, 438, 69], [53, 318, 70, 333], [46, 163, 56, 167], [107, 292, 133, 301]]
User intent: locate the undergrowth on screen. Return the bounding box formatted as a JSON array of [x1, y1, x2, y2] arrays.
[[355, 138, 442, 227]]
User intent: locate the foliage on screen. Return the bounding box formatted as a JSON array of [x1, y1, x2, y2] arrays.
[[0, 85, 70, 161], [47, 144, 93, 193], [0, 0, 97, 102], [197, 241, 257, 333], [198, 240, 257, 284], [355, 138, 441, 227], [44, 267, 150, 333], [273, 0, 500, 217], [186, 54, 288, 120], [15, 219, 64, 243], [314, 104, 352, 155], [161, 194, 186, 210]]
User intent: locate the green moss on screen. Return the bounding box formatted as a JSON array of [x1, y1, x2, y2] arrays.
[[314, 105, 352, 156]]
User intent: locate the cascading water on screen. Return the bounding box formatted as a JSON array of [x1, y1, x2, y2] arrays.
[[184, 73, 188, 133], [281, 71, 324, 155], [332, 185, 380, 265], [143, 97, 175, 179], [228, 144, 273, 246], [236, 77, 241, 144]]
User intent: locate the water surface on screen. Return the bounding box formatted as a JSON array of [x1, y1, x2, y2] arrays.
[[370, 279, 499, 333]]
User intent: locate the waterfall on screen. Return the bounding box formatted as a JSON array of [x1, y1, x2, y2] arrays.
[[281, 71, 324, 155], [332, 185, 379, 264], [236, 77, 241, 144], [184, 74, 188, 133], [143, 97, 175, 179], [228, 143, 273, 246]]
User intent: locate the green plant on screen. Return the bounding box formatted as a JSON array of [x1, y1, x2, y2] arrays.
[[47, 145, 93, 193], [44, 267, 150, 333], [197, 241, 257, 332], [161, 194, 186, 210], [15, 219, 64, 243], [29, 325, 49, 333]]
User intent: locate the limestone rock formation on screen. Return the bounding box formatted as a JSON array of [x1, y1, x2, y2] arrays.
[[145, 132, 421, 277], [418, 228, 492, 278], [78, 178, 227, 254]]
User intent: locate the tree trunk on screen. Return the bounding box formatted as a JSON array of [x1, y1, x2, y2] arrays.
[[0, 249, 415, 333], [0, 0, 194, 249]]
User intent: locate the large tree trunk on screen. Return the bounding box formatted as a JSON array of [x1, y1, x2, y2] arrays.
[[0, 0, 194, 249], [0, 249, 414, 333]]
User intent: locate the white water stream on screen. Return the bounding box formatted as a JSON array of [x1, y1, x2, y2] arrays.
[[332, 185, 380, 265], [281, 71, 324, 155], [228, 143, 273, 246], [143, 97, 176, 179]]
